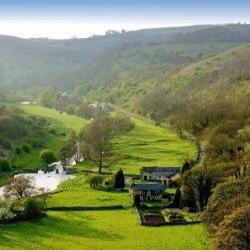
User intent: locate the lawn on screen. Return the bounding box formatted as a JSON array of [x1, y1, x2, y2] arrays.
[[0, 210, 210, 250], [11, 105, 87, 168], [47, 174, 132, 208]]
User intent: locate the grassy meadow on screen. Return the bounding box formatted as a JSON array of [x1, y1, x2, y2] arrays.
[[76, 116, 196, 174], [48, 175, 131, 208], [112, 118, 196, 174], [12, 105, 196, 174], [11, 105, 88, 168], [0, 210, 210, 250]]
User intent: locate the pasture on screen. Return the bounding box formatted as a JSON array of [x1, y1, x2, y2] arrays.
[[0, 210, 210, 250]]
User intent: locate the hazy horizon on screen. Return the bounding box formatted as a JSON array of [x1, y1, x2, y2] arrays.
[[0, 0, 249, 39]]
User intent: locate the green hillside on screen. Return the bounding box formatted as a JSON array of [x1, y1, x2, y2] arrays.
[[91, 44, 250, 114], [0, 24, 249, 93], [11, 105, 88, 168]]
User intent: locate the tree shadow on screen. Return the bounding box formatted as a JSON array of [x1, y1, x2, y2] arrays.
[[0, 211, 123, 249]]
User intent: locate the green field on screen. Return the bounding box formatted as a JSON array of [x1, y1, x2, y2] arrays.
[[11, 105, 88, 168], [22, 105, 87, 133], [48, 175, 131, 208], [0, 210, 210, 250], [111, 118, 196, 174], [14, 105, 195, 174]]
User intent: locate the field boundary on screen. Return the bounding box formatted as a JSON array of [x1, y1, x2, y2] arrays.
[[47, 205, 130, 211]]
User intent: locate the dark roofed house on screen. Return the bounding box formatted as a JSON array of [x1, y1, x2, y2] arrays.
[[130, 183, 166, 201], [140, 166, 180, 181]]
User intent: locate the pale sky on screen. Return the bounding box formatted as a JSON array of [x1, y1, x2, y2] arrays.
[[0, 0, 249, 39]]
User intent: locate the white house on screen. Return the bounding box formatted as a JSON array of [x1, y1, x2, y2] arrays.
[[140, 166, 180, 181]]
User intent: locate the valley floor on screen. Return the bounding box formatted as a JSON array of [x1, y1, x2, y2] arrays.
[[0, 105, 207, 250], [0, 210, 210, 250]]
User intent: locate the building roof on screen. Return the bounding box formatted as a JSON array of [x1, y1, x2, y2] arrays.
[[141, 166, 180, 172], [131, 183, 166, 191]]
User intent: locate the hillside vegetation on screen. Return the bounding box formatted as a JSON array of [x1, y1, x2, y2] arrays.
[[91, 44, 250, 114], [0, 24, 249, 94]]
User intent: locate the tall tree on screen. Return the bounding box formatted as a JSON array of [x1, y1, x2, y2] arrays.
[[79, 115, 118, 173]]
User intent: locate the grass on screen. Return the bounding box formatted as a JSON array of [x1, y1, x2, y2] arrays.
[[77, 117, 196, 174], [0, 209, 210, 250], [111, 118, 196, 174], [12, 105, 195, 174], [47, 174, 132, 208], [11, 105, 87, 168]]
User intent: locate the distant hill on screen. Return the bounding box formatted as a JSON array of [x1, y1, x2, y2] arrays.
[[0, 24, 250, 91], [88, 44, 250, 111]]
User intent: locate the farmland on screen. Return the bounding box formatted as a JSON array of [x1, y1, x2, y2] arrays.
[[0, 210, 210, 250]]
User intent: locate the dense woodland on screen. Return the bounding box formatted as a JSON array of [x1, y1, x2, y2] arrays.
[[0, 24, 249, 249]]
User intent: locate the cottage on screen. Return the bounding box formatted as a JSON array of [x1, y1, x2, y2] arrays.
[[140, 166, 180, 181], [130, 183, 166, 201]]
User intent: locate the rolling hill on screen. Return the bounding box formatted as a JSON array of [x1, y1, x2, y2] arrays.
[[0, 24, 249, 93], [90, 44, 250, 115]]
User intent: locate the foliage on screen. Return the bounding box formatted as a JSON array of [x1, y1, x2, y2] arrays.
[[201, 177, 249, 228], [114, 168, 125, 190], [3, 175, 36, 200], [181, 167, 217, 211], [79, 114, 133, 173], [213, 204, 250, 250], [15, 147, 21, 154], [85, 174, 104, 188], [23, 197, 45, 219], [22, 144, 31, 153], [40, 149, 56, 165], [0, 157, 11, 172], [171, 188, 182, 208]]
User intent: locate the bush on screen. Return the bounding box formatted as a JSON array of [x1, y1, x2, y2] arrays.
[[47, 127, 57, 135], [86, 175, 104, 188], [15, 147, 21, 154], [114, 168, 125, 190], [0, 157, 11, 171], [22, 144, 31, 153], [40, 149, 56, 164], [0, 207, 15, 223], [24, 197, 44, 219], [0, 137, 12, 149]]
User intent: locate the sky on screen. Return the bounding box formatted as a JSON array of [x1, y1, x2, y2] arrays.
[[0, 0, 249, 39]]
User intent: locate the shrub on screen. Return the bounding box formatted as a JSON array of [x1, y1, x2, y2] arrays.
[[59, 132, 66, 137], [22, 144, 31, 153], [171, 188, 182, 208], [47, 127, 57, 135], [86, 175, 104, 188], [0, 157, 11, 171], [15, 147, 21, 154], [30, 139, 44, 148], [114, 168, 125, 190], [24, 197, 45, 219], [0, 207, 15, 223], [40, 149, 56, 164], [0, 137, 12, 149]]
